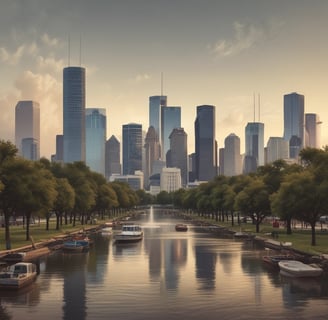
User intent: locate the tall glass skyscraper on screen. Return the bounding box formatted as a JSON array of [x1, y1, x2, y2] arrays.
[[85, 108, 106, 175], [194, 105, 217, 181], [283, 92, 304, 158], [161, 106, 181, 159], [63, 66, 86, 163], [122, 123, 142, 175], [244, 122, 264, 174], [149, 95, 167, 142], [15, 100, 40, 160]]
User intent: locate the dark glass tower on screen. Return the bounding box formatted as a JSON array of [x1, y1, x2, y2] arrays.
[[63, 66, 86, 163], [161, 106, 181, 159], [149, 95, 167, 143], [122, 123, 142, 175], [194, 105, 217, 181], [283, 92, 304, 158]]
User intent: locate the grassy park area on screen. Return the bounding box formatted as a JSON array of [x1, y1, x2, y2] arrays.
[[1, 215, 328, 256]]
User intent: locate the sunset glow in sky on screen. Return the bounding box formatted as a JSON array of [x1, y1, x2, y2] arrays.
[[1, 0, 328, 158]]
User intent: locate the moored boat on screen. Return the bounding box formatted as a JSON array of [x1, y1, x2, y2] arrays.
[[0, 262, 38, 290], [262, 254, 298, 269], [114, 224, 143, 243], [62, 240, 89, 253], [175, 224, 188, 232], [278, 260, 323, 277], [0, 252, 26, 263]]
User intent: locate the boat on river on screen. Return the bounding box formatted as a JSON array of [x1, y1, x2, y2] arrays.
[[0, 262, 37, 289], [114, 224, 143, 243], [262, 254, 299, 269], [278, 260, 323, 277], [175, 224, 188, 232], [0, 252, 26, 263], [62, 240, 90, 253]]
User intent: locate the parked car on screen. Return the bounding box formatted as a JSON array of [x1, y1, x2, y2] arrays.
[[319, 216, 328, 224]]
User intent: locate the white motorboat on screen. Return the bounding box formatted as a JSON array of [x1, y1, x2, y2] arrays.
[[0, 262, 38, 289], [114, 224, 143, 243], [278, 260, 323, 277]]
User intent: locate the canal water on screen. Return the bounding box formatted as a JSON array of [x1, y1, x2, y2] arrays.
[[1, 207, 327, 320]]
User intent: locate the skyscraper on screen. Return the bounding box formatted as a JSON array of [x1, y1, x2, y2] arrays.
[[63, 66, 86, 163], [105, 135, 121, 180], [15, 100, 40, 160], [244, 122, 264, 174], [305, 113, 321, 148], [223, 133, 242, 176], [55, 134, 64, 163], [85, 108, 106, 175], [194, 105, 217, 181], [149, 95, 167, 142], [266, 137, 289, 164], [283, 92, 304, 158], [144, 126, 160, 189], [167, 128, 188, 187], [161, 106, 181, 160], [122, 123, 142, 175]]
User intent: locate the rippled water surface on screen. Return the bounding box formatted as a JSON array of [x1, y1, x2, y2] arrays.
[[1, 207, 327, 320]]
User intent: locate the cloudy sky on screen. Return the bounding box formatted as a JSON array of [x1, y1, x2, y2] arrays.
[[1, 0, 328, 158]]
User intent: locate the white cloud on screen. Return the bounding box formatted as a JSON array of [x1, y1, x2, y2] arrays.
[[41, 33, 59, 47], [211, 21, 264, 57], [0, 45, 25, 65], [134, 73, 151, 83]]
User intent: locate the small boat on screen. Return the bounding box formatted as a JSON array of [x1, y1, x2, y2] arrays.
[[62, 240, 89, 253], [101, 227, 112, 236], [0, 262, 38, 289], [262, 255, 298, 269], [0, 252, 26, 263], [175, 224, 188, 232], [114, 224, 143, 243], [278, 260, 323, 277], [234, 228, 254, 239]]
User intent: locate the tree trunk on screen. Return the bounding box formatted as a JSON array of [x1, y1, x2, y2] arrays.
[[25, 212, 31, 241], [286, 218, 292, 235], [4, 212, 11, 250], [311, 223, 316, 246]]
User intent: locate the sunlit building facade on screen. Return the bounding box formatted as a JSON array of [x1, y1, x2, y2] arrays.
[[305, 113, 321, 148], [160, 167, 182, 192], [223, 133, 242, 176], [105, 135, 121, 180], [86, 108, 106, 175], [266, 137, 289, 164], [15, 100, 40, 160]]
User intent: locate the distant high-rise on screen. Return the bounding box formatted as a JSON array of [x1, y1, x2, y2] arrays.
[[149, 95, 167, 142], [161, 106, 181, 160], [283, 92, 304, 158], [55, 134, 63, 162], [167, 128, 188, 187], [15, 100, 40, 160], [244, 122, 264, 174], [85, 108, 106, 175], [63, 66, 86, 163], [144, 126, 160, 189], [105, 135, 121, 180], [223, 133, 242, 176], [266, 137, 289, 164], [160, 167, 182, 192], [305, 113, 321, 148], [122, 123, 142, 175], [194, 105, 217, 181]]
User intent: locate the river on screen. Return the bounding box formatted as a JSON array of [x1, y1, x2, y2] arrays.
[[0, 207, 327, 320]]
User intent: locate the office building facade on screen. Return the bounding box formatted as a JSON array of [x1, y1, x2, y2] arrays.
[[105, 135, 121, 180], [149, 95, 167, 143], [160, 167, 182, 192], [244, 122, 264, 174], [283, 92, 304, 158], [266, 137, 289, 164], [161, 106, 181, 160], [194, 105, 217, 181], [122, 123, 142, 175], [15, 100, 40, 160], [167, 128, 188, 187], [305, 113, 321, 148], [85, 108, 106, 175], [223, 133, 242, 176], [63, 66, 86, 163]]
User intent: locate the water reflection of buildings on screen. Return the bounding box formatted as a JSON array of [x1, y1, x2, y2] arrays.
[[195, 245, 217, 290]]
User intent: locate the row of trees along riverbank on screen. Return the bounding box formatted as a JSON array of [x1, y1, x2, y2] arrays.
[[156, 147, 328, 248], [0, 140, 154, 250]]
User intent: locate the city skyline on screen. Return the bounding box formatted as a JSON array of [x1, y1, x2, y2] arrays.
[[1, 1, 328, 158]]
